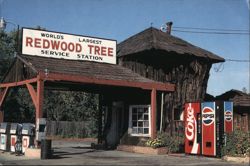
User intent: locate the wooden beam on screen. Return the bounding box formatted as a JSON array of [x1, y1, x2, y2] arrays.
[[39, 72, 175, 92], [26, 83, 38, 108], [0, 77, 38, 88], [0, 72, 175, 92], [17, 55, 38, 73], [151, 88, 157, 139]]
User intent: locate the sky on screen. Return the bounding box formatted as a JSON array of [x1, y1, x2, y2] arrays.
[[0, 0, 249, 96]]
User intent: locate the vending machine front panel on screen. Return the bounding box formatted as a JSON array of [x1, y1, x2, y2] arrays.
[[184, 102, 201, 155], [201, 102, 216, 156], [224, 101, 233, 133]]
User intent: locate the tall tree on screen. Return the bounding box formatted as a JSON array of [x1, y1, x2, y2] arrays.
[[44, 90, 98, 122], [0, 30, 16, 80], [1, 29, 99, 137], [3, 88, 35, 123]]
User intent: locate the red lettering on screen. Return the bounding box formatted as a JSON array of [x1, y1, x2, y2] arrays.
[[61, 42, 67, 51], [25, 37, 84, 53], [108, 48, 113, 56], [34, 38, 41, 48], [50, 40, 60, 50], [95, 46, 100, 55], [26, 37, 33, 47], [100, 47, 106, 56], [43, 39, 50, 49], [68, 42, 75, 52], [76, 43, 82, 53], [88, 45, 94, 54]]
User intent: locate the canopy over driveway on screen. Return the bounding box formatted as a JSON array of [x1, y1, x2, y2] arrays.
[[0, 54, 175, 139]]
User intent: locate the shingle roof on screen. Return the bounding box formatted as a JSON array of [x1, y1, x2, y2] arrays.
[[18, 54, 163, 84], [117, 27, 225, 63], [216, 89, 250, 107]]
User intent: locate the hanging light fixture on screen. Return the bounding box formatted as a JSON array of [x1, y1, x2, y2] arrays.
[[0, 17, 7, 30], [0, 17, 20, 55]]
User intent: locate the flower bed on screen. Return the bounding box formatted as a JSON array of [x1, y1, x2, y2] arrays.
[[117, 145, 168, 155]]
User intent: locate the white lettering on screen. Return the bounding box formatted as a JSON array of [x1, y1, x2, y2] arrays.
[[185, 103, 196, 141]]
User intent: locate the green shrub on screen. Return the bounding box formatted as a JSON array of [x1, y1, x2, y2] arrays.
[[159, 132, 184, 153], [222, 130, 250, 157], [145, 132, 184, 153]]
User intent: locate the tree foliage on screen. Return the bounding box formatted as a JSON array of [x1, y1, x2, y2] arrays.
[[44, 90, 99, 137], [3, 88, 35, 123], [0, 30, 99, 137], [44, 90, 99, 122], [0, 30, 16, 80]]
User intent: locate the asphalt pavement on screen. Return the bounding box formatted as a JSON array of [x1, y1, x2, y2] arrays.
[[0, 140, 248, 166]]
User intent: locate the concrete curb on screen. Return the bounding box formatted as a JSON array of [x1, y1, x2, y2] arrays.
[[117, 145, 169, 155], [222, 156, 250, 164]]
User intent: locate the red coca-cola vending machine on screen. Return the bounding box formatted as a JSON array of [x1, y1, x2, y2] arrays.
[[184, 101, 233, 157], [184, 102, 201, 155]]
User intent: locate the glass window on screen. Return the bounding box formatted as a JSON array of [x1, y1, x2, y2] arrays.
[[132, 128, 137, 134], [132, 121, 137, 127], [129, 105, 151, 137]]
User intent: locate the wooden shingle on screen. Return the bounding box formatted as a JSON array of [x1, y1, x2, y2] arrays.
[[118, 27, 225, 63]]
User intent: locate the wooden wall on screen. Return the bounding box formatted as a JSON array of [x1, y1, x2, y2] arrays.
[[118, 52, 212, 132], [233, 107, 250, 132]]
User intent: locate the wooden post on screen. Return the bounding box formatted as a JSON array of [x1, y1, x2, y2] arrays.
[[170, 106, 174, 136], [36, 79, 44, 120], [0, 87, 9, 123], [98, 94, 103, 144], [151, 88, 157, 139], [0, 103, 3, 123], [26, 77, 44, 147], [160, 92, 164, 133], [0, 111, 3, 123]]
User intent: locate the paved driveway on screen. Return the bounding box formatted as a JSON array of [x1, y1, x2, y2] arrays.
[[0, 140, 248, 166]]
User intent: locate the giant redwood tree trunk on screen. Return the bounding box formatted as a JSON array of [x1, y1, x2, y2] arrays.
[[118, 56, 212, 133]]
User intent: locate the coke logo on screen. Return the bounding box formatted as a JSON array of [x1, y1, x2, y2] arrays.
[[225, 110, 232, 122], [185, 104, 196, 141], [202, 107, 215, 126]]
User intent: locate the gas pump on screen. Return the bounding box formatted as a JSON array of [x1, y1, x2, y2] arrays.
[[0, 122, 10, 151], [10, 123, 22, 152], [36, 118, 46, 142], [21, 123, 35, 153]]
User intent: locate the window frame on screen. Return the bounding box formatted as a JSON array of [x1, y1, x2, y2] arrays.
[[128, 105, 151, 137]]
